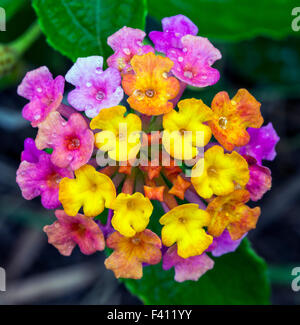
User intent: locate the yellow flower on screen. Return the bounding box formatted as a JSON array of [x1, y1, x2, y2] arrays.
[[111, 192, 153, 237], [191, 145, 249, 199], [59, 164, 116, 217], [162, 98, 213, 160], [90, 106, 142, 162], [159, 204, 213, 258]]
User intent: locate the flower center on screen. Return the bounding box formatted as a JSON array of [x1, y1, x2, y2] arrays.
[[207, 166, 218, 177], [218, 117, 228, 129], [127, 200, 135, 210], [131, 237, 141, 245], [145, 89, 155, 98], [71, 223, 86, 236], [47, 173, 62, 188], [95, 90, 105, 101], [67, 137, 81, 151], [178, 217, 187, 224]]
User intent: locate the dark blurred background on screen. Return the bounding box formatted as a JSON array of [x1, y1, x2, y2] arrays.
[[0, 1, 299, 305]]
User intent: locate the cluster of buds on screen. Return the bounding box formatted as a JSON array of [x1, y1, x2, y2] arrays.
[[16, 15, 279, 282]]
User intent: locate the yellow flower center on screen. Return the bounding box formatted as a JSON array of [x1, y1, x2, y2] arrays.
[[218, 117, 228, 129], [207, 166, 218, 177], [178, 217, 187, 224]]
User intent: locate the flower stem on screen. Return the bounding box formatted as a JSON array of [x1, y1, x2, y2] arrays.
[[10, 21, 41, 56]]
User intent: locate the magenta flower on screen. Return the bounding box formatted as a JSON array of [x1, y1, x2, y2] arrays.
[[208, 230, 244, 257], [17, 66, 65, 127], [16, 152, 73, 209], [239, 122, 280, 165], [167, 35, 221, 87], [21, 138, 43, 163], [65, 56, 124, 118], [149, 14, 198, 53], [43, 210, 105, 256], [107, 26, 154, 74], [35, 112, 94, 170], [244, 155, 272, 201], [162, 245, 214, 282]]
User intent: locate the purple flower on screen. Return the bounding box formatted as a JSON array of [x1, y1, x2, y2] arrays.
[[208, 230, 244, 257], [167, 35, 221, 87], [35, 112, 94, 171], [17, 66, 65, 127], [149, 14, 198, 53], [244, 155, 272, 201], [65, 56, 124, 118], [107, 26, 154, 74], [239, 122, 280, 165], [16, 152, 73, 209], [21, 138, 43, 163], [163, 245, 214, 282]]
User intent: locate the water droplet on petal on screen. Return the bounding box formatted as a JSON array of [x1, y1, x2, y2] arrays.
[[137, 41, 143, 47], [183, 47, 187, 53], [175, 32, 181, 37], [34, 114, 41, 120], [178, 56, 184, 62], [133, 89, 145, 101], [183, 70, 193, 79], [86, 82, 92, 87], [95, 67, 103, 74], [36, 87, 42, 93], [162, 72, 168, 79], [123, 48, 131, 56], [201, 74, 208, 80]]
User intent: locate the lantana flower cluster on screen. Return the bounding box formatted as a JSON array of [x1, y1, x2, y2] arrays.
[[16, 15, 279, 282]]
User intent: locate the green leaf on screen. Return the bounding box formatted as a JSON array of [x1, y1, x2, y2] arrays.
[[0, 0, 27, 21], [32, 0, 147, 61], [122, 238, 270, 305], [148, 0, 300, 41]]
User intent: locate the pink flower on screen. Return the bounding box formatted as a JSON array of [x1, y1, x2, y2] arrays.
[[244, 155, 272, 201], [16, 152, 73, 209], [162, 245, 214, 282], [207, 230, 244, 257], [107, 26, 154, 74], [21, 138, 43, 163], [65, 56, 124, 118], [239, 122, 280, 165], [17, 66, 64, 127], [167, 35, 221, 87], [149, 14, 198, 53], [43, 210, 105, 256], [35, 112, 94, 170]]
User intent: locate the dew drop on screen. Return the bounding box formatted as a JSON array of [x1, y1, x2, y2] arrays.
[[36, 87, 42, 93], [95, 67, 103, 74], [201, 74, 208, 80], [183, 47, 187, 53], [178, 56, 184, 62], [123, 48, 131, 56], [133, 89, 145, 101], [86, 82, 92, 87], [34, 114, 41, 120], [183, 70, 193, 79], [162, 72, 168, 79]]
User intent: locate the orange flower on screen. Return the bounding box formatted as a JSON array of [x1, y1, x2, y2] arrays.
[[207, 189, 261, 240], [122, 52, 180, 115], [168, 175, 191, 200], [208, 89, 263, 151], [104, 229, 162, 279]]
